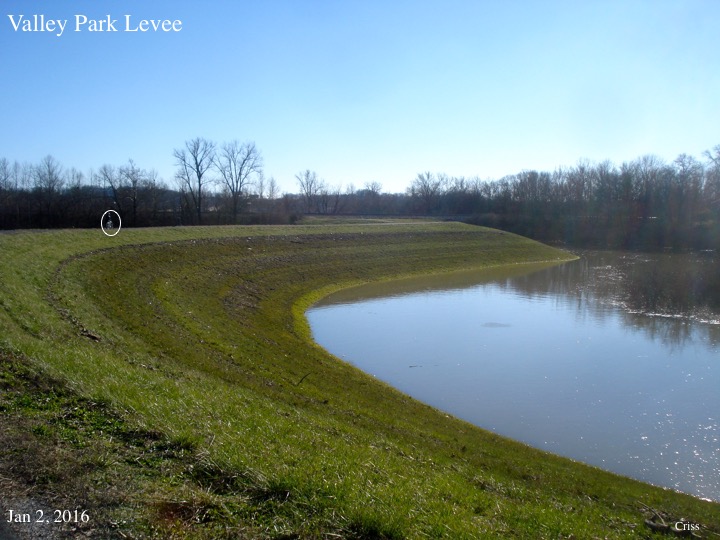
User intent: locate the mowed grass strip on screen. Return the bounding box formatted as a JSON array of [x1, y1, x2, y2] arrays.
[[1, 220, 718, 538]]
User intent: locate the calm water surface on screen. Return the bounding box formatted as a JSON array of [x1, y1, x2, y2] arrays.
[[307, 251, 720, 501]]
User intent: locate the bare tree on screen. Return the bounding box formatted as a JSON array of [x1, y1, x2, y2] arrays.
[[267, 176, 279, 200], [704, 145, 720, 207], [0, 158, 10, 192], [255, 171, 266, 199], [16, 161, 33, 191], [408, 171, 446, 213], [66, 168, 84, 189], [33, 155, 65, 222], [295, 169, 325, 213], [364, 181, 382, 195], [140, 169, 162, 223], [34, 155, 64, 194], [315, 184, 344, 214], [704, 144, 720, 168], [213, 140, 262, 222], [174, 137, 216, 224], [672, 154, 704, 222], [119, 159, 148, 226], [97, 164, 126, 220], [329, 184, 345, 214], [0, 159, 11, 226]]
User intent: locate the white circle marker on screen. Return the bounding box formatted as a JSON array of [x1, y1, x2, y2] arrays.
[[101, 210, 122, 237]]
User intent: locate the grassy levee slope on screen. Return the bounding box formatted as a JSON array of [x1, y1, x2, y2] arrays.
[[1, 221, 718, 539]]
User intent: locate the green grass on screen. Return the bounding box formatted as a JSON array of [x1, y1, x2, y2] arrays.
[[1, 219, 718, 538]]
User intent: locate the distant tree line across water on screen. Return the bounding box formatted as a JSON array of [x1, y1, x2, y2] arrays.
[[1, 140, 718, 251]]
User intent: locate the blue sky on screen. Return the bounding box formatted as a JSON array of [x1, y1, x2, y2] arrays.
[[2, 0, 718, 193]]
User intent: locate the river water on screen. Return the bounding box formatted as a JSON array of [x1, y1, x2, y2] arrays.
[[307, 251, 720, 501]]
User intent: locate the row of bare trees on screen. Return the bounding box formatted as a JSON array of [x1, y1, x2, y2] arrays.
[[0, 155, 182, 229], [0, 138, 283, 229], [173, 137, 278, 224], [0, 151, 282, 229], [284, 145, 720, 250], [404, 147, 720, 249], [2, 142, 719, 250], [96, 160, 170, 227]]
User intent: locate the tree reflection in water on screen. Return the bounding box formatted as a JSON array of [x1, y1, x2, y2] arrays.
[[507, 251, 720, 349]]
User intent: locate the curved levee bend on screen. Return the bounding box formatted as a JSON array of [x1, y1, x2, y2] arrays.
[[1, 221, 718, 538]]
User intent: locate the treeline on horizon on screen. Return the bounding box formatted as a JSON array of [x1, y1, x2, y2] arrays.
[[1, 140, 719, 251]]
